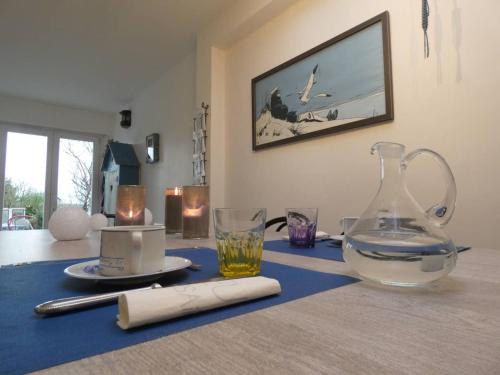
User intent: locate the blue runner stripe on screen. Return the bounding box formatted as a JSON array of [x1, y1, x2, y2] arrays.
[[263, 241, 471, 262], [264, 240, 344, 262], [0, 247, 358, 375]]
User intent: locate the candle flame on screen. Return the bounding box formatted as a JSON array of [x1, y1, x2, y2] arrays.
[[183, 206, 203, 217], [128, 209, 133, 218], [174, 187, 180, 195]]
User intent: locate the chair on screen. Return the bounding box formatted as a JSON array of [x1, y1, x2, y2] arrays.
[[7, 215, 34, 230], [265, 216, 287, 232]]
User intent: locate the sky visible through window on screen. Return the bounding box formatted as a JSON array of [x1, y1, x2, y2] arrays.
[[5, 132, 47, 193]]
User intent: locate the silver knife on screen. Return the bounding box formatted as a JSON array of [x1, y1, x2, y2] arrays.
[[34, 283, 163, 315], [34, 276, 235, 315]]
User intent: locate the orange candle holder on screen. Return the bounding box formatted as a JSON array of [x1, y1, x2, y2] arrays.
[[182, 185, 209, 239], [115, 185, 145, 226]]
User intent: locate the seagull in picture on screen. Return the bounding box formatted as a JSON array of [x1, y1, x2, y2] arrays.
[[287, 64, 332, 104]]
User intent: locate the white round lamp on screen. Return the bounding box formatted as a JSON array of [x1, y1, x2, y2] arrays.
[[48, 207, 90, 241], [144, 208, 153, 225], [90, 213, 108, 231]]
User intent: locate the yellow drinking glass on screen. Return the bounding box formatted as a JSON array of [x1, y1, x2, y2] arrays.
[[213, 208, 267, 277]]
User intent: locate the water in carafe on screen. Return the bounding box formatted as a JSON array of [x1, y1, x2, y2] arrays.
[[343, 142, 458, 287]]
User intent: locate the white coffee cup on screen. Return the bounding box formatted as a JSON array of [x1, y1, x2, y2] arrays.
[[99, 225, 166, 276]]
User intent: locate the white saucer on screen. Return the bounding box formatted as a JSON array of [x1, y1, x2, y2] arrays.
[[64, 256, 192, 282], [330, 235, 344, 242], [282, 231, 330, 241]]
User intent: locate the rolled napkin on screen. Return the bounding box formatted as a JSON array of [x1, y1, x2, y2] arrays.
[[117, 276, 282, 330]]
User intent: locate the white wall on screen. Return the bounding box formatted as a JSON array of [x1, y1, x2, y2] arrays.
[[196, 0, 298, 212], [113, 53, 196, 223], [0, 94, 114, 135], [215, 0, 500, 248]]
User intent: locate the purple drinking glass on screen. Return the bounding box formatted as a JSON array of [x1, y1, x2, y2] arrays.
[[286, 208, 318, 248]]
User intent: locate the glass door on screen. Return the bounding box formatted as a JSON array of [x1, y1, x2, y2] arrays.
[[54, 137, 95, 214], [0, 125, 103, 231], [1, 130, 50, 230]]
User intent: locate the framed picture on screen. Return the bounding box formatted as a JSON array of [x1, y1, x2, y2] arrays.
[[146, 133, 159, 163], [252, 11, 393, 150]]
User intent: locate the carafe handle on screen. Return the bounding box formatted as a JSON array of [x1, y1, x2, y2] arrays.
[[402, 149, 457, 227]]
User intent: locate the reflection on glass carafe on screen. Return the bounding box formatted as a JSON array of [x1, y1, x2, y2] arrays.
[[343, 142, 457, 287]]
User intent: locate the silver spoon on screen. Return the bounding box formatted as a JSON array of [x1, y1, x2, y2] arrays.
[[187, 263, 202, 271], [35, 263, 203, 315]]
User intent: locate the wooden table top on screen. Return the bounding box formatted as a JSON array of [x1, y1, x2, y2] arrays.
[[1, 230, 499, 374]]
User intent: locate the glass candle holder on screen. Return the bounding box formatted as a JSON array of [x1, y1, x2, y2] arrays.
[[164, 187, 183, 234], [286, 208, 318, 248], [182, 185, 209, 239], [115, 185, 146, 226]]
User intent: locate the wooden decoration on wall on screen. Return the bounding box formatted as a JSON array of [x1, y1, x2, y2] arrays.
[[193, 103, 208, 185], [422, 0, 430, 58], [146, 133, 159, 164]]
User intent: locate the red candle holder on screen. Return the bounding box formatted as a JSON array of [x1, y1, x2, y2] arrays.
[[164, 187, 183, 234]]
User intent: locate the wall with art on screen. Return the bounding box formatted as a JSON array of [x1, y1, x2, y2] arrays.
[[208, 0, 500, 248], [112, 52, 196, 223]]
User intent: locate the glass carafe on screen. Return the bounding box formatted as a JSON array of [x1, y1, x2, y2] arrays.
[[343, 142, 457, 287]]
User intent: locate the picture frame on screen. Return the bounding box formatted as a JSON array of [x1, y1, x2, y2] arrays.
[[146, 133, 159, 163], [251, 11, 393, 150]]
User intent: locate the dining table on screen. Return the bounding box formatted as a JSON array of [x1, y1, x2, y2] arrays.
[[1, 229, 500, 375]]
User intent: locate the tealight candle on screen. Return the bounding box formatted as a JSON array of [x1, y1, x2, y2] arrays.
[[182, 185, 209, 239], [165, 187, 183, 234], [115, 185, 146, 226]]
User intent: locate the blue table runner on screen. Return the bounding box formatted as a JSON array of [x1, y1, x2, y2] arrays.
[[264, 240, 344, 262], [0, 247, 358, 375], [263, 240, 471, 262]]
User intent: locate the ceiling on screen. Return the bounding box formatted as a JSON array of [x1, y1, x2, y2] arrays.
[[0, 0, 235, 113]]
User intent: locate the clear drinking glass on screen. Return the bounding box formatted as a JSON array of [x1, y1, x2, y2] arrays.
[[213, 208, 266, 277], [286, 208, 318, 248]]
